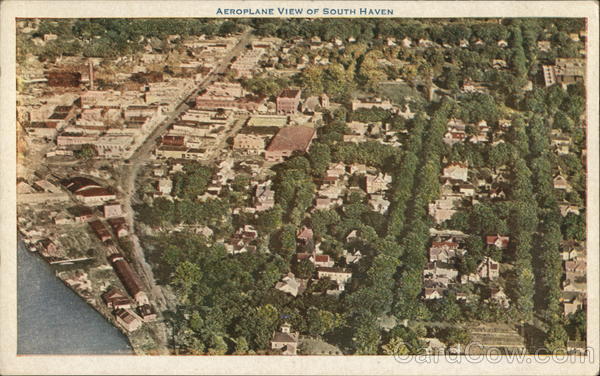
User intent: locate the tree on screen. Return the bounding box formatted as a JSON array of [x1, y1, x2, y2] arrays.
[[307, 142, 332, 176], [433, 297, 462, 322], [256, 206, 283, 234], [273, 225, 297, 259], [75, 144, 97, 160], [236, 304, 279, 350], [544, 323, 568, 354], [562, 212, 585, 241], [306, 307, 344, 337], [233, 336, 249, 355], [352, 313, 381, 354], [381, 337, 410, 355], [295, 258, 315, 279], [442, 327, 471, 347], [171, 261, 202, 304]]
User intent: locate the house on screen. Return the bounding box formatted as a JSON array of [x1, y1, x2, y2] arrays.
[[429, 241, 460, 262], [443, 131, 467, 145], [348, 164, 368, 175], [565, 260, 586, 276], [103, 203, 122, 218], [560, 291, 585, 316], [107, 253, 149, 305], [271, 323, 300, 355], [254, 181, 275, 211], [560, 241, 585, 261], [53, 212, 74, 225], [343, 231, 363, 246], [344, 250, 362, 264], [423, 261, 459, 285], [537, 41, 551, 52], [325, 162, 347, 180], [317, 267, 352, 285], [276, 89, 301, 114], [317, 184, 344, 200], [455, 292, 469, 302], [486, 235, 510, 249], [108, 217, 129, 238], [472, 257, 500, 282], [302, 94, 329, 113], [102, 287, 133, 310], [553, 174, 572, 191], [233, 133, 266, 155], [458, 183, 476, 197], [137, 304, 157, 322], [297, 226, 314, 245], [365, 173, 392, 194], [37, 238, 60, 258], [489, 288, 510, 308], [157, 178, 172, 195], [313, 254, 334, 268], [114, 308, 143, 332], [489, 187, 507, 200], [423, 287, 446, 300], [265, 126, 316, 162], [368, 194, 390, 214], [492, 59, 508, 69], [89, 220, 112, 242], [315, 197, 343, 210], [68, 206, 93, 223], [275, 272, 306, 297], [442, 163, 469, 182]]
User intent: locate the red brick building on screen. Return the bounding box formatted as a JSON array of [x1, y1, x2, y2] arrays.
[[47, 71, 82, 87], [265, 126, 316, 162], [276, 89, 301, 114]]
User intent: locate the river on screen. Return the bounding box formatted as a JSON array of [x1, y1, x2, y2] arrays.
[[17, 239, 133, 355]]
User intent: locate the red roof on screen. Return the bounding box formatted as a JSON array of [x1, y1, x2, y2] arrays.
[[278, 89, 301, 99], [486, 235, 510, 247], [76, 187, 114, 197], [162, 135, 185, 146], [315, 255, 330, 263], [266, 126, 315, 153]]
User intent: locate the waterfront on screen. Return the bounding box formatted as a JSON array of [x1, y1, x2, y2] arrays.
[[17, 239, 133, 355]]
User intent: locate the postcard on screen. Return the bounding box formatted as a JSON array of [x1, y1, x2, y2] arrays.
[[1, 1, 598, 375]]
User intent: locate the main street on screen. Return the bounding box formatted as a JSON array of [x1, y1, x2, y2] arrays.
[[114, 29, 254, 353]]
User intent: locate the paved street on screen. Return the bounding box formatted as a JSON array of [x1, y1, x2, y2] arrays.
[[111, 29, 255, 350]]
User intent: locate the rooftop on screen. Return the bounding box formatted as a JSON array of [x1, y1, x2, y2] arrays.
[[266, 126, 315, 153]]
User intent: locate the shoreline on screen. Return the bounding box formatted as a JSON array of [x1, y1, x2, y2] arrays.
[[17, 235, 137, 355]]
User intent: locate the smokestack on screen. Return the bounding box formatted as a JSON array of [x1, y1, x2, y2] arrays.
[[88, 59, 94, 90]]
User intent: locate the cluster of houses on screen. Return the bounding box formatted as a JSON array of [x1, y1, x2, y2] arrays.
[[422, 232, 508, 308], [559, 240, 587, 317], [273, 226, 355, 298], [443, 118, 509, 146], [424, 155, 514, 306], [542, 58, 585, 88]]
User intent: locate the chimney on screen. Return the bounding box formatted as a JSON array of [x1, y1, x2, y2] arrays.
[[88, 59, 94, 90]]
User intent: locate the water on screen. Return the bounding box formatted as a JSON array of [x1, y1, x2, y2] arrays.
[[17, 239, 134, 355]]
